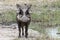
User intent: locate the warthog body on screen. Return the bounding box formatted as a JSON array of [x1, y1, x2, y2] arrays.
[[16, 4, 32, 38]]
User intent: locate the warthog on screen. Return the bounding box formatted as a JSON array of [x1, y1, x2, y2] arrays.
[[16, 4, 32, 38]]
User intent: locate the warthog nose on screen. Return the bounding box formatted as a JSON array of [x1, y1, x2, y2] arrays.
[[20, 15, 30, 22]]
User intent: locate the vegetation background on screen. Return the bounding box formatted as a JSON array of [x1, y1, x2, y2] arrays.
[[0, 0, 60, 40]]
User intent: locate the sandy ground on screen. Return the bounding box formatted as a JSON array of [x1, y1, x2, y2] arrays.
[[0, 24, 40, 40]]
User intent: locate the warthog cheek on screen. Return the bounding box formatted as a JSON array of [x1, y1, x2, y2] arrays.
[[26, 15, 30, 18], [17, 15, 22, 20]]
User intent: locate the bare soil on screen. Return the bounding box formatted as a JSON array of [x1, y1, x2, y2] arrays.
[[0, 24, 40, 40]]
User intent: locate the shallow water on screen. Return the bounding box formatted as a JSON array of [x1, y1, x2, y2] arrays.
[[46, 27, 60, 38]]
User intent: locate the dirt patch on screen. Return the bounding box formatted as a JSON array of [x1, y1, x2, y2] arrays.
[[0, 24, 40, 40]]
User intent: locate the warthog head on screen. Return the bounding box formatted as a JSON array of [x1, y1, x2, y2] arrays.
[[16, 4, 32, 22]]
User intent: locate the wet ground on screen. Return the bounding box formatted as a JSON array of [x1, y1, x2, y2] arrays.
[[46, 27, 60, 38]]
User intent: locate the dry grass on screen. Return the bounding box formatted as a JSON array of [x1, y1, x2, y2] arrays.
[[0, 0, 59, 5]]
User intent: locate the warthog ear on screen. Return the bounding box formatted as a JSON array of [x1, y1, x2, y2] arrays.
[[24, 4, 32, 9], [28, 4, 32, 9], [16, 4, 21, 9]]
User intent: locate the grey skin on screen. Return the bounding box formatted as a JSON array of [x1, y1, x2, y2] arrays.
[[16, 4, 32, 38]]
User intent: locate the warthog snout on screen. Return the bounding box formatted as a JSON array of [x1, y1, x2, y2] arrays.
[[17, 15, 30, 22]]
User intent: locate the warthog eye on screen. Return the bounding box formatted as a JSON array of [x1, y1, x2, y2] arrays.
[[19, 9, 23, 15], [25, 10, 29, 15]]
